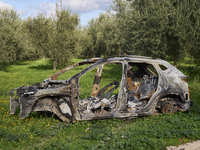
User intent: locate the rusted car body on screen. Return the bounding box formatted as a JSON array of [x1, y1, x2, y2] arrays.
[[9, 56, 191, 123]]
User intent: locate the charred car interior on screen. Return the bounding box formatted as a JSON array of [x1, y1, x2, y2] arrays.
[[9, 56, 191, 123]]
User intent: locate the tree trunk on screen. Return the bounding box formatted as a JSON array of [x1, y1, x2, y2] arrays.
[[174, 59, 177, 68], [53, 59, 57, 70], [57, 59, 60, 68]]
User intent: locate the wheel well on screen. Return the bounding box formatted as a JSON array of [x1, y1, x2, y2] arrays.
[[156, 94, 183, 109], [160, 94, 182, 102], [156, 94, 188, 114]]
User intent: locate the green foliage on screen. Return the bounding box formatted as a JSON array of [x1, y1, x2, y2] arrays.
[[51, 9, 80, 69], [0, 129, 28, 142], [23, 9, 80, 70], [111, 0, 200, 65], [82, 112, 200, 150], [82, 12, 122, 57], [0, 8, 27, 63], [1, 0, 200, 68], [23, 14, 54, 58], [0, 7, 81, 70]]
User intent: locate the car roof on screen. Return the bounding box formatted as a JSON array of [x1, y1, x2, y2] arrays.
[[48, 55, 186, 80], [99, 55, 169, 65]]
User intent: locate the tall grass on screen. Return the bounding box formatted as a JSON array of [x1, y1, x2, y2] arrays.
[[0, 58, 199, 150]]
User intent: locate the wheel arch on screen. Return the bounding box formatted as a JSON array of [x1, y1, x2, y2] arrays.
[[32, 97, 71, 123]]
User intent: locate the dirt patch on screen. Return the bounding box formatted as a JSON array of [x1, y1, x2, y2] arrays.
[[167, 140, 200, 150]]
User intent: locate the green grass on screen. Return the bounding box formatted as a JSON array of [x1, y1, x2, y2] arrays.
[[0, 58, 200, 150]]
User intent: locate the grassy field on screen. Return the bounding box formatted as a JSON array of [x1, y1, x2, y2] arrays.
[[0, 58, 200, 150]]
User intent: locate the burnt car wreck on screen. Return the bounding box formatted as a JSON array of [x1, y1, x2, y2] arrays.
[[9, 56, 191, 123]]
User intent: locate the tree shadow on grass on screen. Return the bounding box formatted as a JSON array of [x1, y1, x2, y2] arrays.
[[29, 59, 53, 70], [0, 60, 34, 72], [29, 58, 89, 71], [178, 65, 200, 81]]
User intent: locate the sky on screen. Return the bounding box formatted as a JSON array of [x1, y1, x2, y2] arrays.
[[0, 0, 113, 26]]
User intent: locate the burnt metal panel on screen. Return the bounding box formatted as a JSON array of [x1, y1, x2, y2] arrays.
[[9, 55, 191, 122]]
